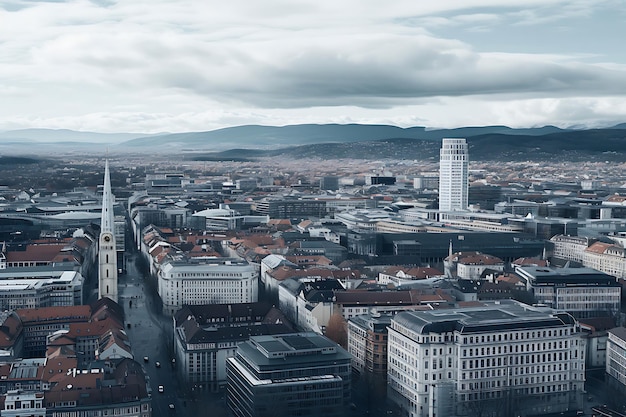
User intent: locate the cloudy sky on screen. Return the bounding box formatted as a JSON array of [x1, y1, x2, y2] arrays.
[[1, 0, 625, 133]]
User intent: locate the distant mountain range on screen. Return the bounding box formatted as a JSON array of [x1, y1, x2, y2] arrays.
[[0, 128, 159, 143], [1, 123, 626, 161]]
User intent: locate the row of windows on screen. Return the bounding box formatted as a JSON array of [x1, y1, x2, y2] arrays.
[[461, 366, 569, 380], [463, 328, 570, 344], [174, 272, 247, 278], [463, 340, 569, 357], [459, 384, 569, 398]]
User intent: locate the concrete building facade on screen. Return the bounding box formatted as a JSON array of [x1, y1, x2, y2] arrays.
[[158, 258, 258, 315], [387, 301, 586, 417]]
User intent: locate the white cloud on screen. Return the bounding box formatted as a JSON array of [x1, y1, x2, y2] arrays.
[[0, 0, 624, 133]]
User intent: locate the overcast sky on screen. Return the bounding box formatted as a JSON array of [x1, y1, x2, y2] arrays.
[[1, 0, 625, 133]]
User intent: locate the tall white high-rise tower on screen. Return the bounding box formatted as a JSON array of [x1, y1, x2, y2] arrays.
[[98, 160, 118, 302], [439, 138, 468, 211]]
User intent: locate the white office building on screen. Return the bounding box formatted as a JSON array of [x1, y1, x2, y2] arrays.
[[550, 235, 594, 263], [387, 300, 586, 417], [158, 258, 258, 315], [438, 138, 469, 212], [607, 327, 626, 387]]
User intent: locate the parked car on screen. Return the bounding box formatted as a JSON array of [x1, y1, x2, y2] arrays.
[[158, 385, 164, 393], [155, 361, 161, 368], [143, 356, 149, 362]]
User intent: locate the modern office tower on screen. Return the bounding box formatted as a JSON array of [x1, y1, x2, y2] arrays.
[[99, 160, 118, 303], [438, 138, 468, 211], [387, 300, 586, 417], [226, 333, 352, 417]]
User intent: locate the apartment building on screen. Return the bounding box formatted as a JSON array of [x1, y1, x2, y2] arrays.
[[583, 241, 626, 278], [549, 235, 595, 263], [348, 312, 392, 376], [16, 305, 91, 358], [173, 303, 293, 390]]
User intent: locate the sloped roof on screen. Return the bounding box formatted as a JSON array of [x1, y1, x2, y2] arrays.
[[17, 305, 91, 325], [6, 243, 69, 263]]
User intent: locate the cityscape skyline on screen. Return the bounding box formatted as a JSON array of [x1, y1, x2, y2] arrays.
[[3, 143, 626, 416], [1, 1, 626, 134]]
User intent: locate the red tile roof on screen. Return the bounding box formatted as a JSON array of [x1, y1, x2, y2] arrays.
[[6, 243, 70, 263], [17, 306, 91, 324]]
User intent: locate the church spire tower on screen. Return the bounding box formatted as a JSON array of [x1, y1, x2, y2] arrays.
[[98, 159, 118, 303]]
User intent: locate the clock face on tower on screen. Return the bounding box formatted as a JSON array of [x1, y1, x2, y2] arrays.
[[103, 235, 111, 242]]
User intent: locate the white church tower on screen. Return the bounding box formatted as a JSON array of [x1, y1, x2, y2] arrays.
[[98, 159, 118, 303]]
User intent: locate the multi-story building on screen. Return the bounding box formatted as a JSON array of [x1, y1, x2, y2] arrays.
[[347, 312, 392, 377], [236, 178, 258, 191], [606, 326, 626, 387], [413, 174, 439, 191], [192, 205, 269, 231], [17, 305, 91, 358], [253, 198, 327, 219], [158, 257, 258, 315], [278, 278, 343, 333], [583, 241, 626, 278], [292, 240, 348, 264], [516, 266, 621, 319], [2, 390, 46, 417], [438, 138, 468, 211], [44, 358, 152, 417], [345, 228, 545, 264], [321, 197, 376, 215], [0, 269, 83, 310], [550, 235, 595, 263], [226, 333, 352, 417], [387, 300, 586, 417], [444, 251, 505, 280], [377, 266, 443, 287], [173, 302, 293, 390], [334, 290, 452, 320], [319, 176, 339, 191], [0, 358, 49, 395], [365, 175, 396, 186], [16, 299, 123, 359]]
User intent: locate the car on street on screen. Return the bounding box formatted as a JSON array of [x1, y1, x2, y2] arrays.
[[158, 385, 164, 393], [143, 356, 149, 362], [169, 404, 175, 411], [155, 361, 161, 368]]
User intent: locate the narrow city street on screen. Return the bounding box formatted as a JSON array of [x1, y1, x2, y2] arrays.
[[118, 252, 229, 417]]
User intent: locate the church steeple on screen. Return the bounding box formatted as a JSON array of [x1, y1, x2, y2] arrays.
[[98, 159, 118, 303], [101, 159, 114, 234]]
